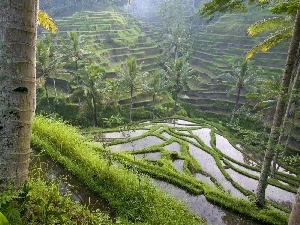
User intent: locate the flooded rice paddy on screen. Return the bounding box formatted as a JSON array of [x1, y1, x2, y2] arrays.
[[30, 153, 114, 216], [154, 180, 261, 225], [39, 120, 294, 225], [100, 119, 296, 224]]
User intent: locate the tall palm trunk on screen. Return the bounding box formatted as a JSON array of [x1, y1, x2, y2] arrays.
[[152, 93, 156, 120], [230, 86, 242, 124], [289, 187, 300, 225], [174, 43, 178, 61], [91, 93, 98, 127], [44, 76, 50, 109], [255, 3, 300, 207], [53, 77, 58, 104], [174, 76, 180, 113], [75, 59, 81, 110], [283, 129, 292, 157], [271, 63, 300, 176], [0, 0, 37, 189], [130, 84, 133, 122]]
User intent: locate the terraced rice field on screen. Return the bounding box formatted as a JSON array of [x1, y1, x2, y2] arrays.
[[95, 119, 298, 224]]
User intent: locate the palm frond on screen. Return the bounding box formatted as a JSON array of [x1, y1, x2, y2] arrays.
[[247, 17, 291, 36], [38, 10, 57, 34], [270, 0, 299, 16], [246, 27, 292, 59], [254, 100, 277, 109]]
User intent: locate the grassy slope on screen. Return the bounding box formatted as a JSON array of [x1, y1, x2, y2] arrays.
[[31, 115, 203, 225], [32, 115, 295, 225]]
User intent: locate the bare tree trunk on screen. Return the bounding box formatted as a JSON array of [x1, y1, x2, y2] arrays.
[[0, 0, 37, 189], [283, 129, 292, 157], [130, 85, 133, 122], [53, 77, 58, 104], [75, 59, 81, 110], [91, 94, 98, 127], [152, 93, 156, 120], [255, 4, 300, 207], [289, 187, 300, 225], [271, 63, 300, 176], [44, 78, 50, 110], [230, 86, 241, 125], [255, 3, 300, 207]]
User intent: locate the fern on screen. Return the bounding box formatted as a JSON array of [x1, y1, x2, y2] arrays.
[[0, 189, 21, 208]]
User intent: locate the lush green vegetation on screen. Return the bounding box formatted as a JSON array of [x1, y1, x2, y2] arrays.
[[2, 1, 300, 224], [0, 170, 111, 225], [31, 115, 297, 225], [30, 115, 203, 225]]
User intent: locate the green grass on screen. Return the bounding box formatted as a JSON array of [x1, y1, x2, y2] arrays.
[[89, 115, 293, 225], [31, 115, 203, 225], [0, 171, 111, 225]]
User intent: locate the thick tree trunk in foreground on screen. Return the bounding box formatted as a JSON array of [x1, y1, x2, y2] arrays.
[[255, 3, 300, 207], [0, 0, 37, 189], [289, 187, 300, 225]]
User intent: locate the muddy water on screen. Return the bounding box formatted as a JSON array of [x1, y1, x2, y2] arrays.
[[135, 151, 161, 160], [109, 136, 164, 151], [228, 161, 260, 177], [164, 142, 181, 154], [155, 122, 200, 128], [189, 144, 246, 199], [173, 159, 185, 172], [103, 129, 148, 139], [192, 128, 212, 148], [185, 136, 199, 144], [30, 153, 114, 216], [153, 180, 261, 225], [226, 168, 294, 209], [216, 134, 245, 162], [161, 131, 172, 139]]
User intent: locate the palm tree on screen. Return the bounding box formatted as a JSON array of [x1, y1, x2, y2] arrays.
[[218, 59, 256, 124], [144, 70, 169, 119], [197, 0, 300, 217], [79, 64, 105, 127], [63, 31, 86, 107], [0, 0, 38, 189], [255, 3, 300, 207], [163, 24, 189, 62], [246, 0, 298, 59], [165, 58, 192, 113], [289, 186, 300, 225], [117, 57, 144, 122], [246, 16, 293, 59], [66, 31, 83, 76], [270, 63, 300, 176], [36, 36, 64, 109], [103, 78, 123, 111]]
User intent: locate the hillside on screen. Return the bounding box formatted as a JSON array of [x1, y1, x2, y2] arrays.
[[37, 7, 299, 153]]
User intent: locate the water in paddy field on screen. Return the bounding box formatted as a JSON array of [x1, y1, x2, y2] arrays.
[[154, 180, 262, 225], [31, 119, 293, 225], [109, 135, 164, 151], [102, 129, 148, 139], [29, 153, 115, 218], [102, 120, 295, 224]]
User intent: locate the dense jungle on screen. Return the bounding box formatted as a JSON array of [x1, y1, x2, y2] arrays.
[[0, 0, 300, 224]]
